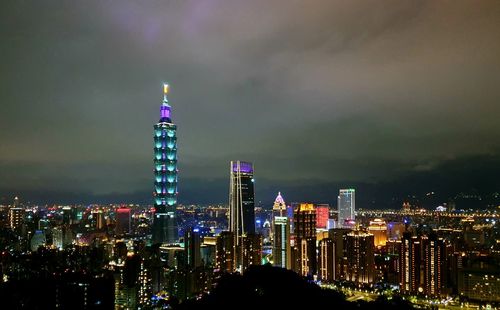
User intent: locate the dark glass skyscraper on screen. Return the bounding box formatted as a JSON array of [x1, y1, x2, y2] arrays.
[[152, 84, 178, 244], [229, 161, 255, 237]]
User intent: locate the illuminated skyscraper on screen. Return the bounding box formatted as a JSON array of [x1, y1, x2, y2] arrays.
[[52, 226, 63, 249], [185, 227, 202, 268], [271, 192, 291, 269], [318, 238, 335, 282], [229, 161, 255, 267], [9, 205, 24, 232], [152, 84, 178, 244], [316, 204, 329, 229], [216, 231, 235, 273], [345, 230, 375, 284], [338, 189, 355, 228], [273, 216, 291, 269], [272, 192, 286, 218], [399, 232, 421, 293], [423, 233, 448, 296], [116, 207, 131, 235], [92, 210, 105, 230], [241, 233, 262, 272], [367, 218, 388, 247], [399, 233, 448, 296], [292, 203, 316, 277]]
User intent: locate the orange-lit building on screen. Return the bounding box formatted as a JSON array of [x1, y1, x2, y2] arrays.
[[368, 218, 387, 247]]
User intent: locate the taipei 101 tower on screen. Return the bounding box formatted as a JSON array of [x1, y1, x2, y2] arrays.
[[152, 84, 178, 244]]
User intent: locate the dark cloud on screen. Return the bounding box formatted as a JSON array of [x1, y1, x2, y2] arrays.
[[1, 1, 500, 206]]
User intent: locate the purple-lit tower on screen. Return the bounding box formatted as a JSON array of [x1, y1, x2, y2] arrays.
[[152, 84, 178, 244]]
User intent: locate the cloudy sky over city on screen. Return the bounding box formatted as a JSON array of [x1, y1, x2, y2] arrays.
[[1, 1, 500, 205]]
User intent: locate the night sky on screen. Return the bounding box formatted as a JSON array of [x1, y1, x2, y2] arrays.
[[1, 1, 500, 207]]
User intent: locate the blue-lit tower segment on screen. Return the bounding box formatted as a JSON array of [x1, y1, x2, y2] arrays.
[[152, 84, 178, 244]]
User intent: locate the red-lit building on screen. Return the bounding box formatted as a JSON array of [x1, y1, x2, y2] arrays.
[[316, 204, 329, 229]]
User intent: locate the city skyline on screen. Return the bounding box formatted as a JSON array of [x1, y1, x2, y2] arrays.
[[1, 1, 500, 206], [2, 2, 500, 309]]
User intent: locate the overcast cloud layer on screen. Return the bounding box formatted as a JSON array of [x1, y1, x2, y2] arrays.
[[1, 1, 500, 206]]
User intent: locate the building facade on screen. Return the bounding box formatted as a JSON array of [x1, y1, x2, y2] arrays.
[[293, 203, 316, 277], [318, 238, 336, 283], [338, 189, 355, 228], [152, 84, 178, 244], [344, 230, 375, 284], [273, 216, 291, 269]]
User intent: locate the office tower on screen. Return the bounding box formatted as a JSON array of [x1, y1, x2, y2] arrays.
[[273, 216, 291, 269], [399, 233, 422, 293], [293, 203, 316, 241], [328, 228, 351, 280], [316, 204, 329, 229], [215, 231, 235, 273], [272, 192, 286, 218], [318, 238, 335, 283], [338, 189, 355, 228], [62, 206, 73, 225], [185, 227, 202, 268], [368, 218, 388, 247], [9, 206, 24, 231], [293, 203, 316, 277], [152, 84, 178, 244], [241, 233, 262, 272], [229, 161, 255, 238], [345, 230, 375, 284], [92, 210, 105, 230], [52, 226, 63, 249], [116, 207, 132, 235]]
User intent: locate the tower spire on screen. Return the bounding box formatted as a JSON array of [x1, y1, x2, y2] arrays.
[[160, 83, 172, 122], [163, 83, 169, 104]]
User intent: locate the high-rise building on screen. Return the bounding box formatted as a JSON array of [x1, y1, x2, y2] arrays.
[[62, 206, 73, 225], [52, 227, 63, 249], [185, 227, 202, 268], [399, 232, 422, 293], [344, 230, 375, 284], [273, 216, 291, 269], [116, 207, 131, 235], [228, 160, 255, 270], [229, 161, 255, 238], [367, 219, 387, 247], [9, 207, 24, 232], [423, 234, 448, 297], [316, 204, 329, 229], [92, 210, 105, 230], [318, 238, 335, 283], [241, 233, 262, 272], [399, 233, 448, 296], [328, 228, 351, 280], [152, 84, 178, 244], [338, 189, 355, 228], [215, 231, 235, 273], [272, 192, 286, 218], [292, 203, 316, 277]]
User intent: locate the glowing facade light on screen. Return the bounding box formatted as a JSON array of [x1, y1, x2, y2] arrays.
[[152, 84, 178, 244]]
